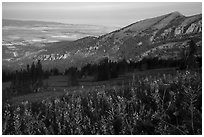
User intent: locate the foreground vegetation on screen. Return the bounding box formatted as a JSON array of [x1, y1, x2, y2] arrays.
[[2, 70, 202, 135]]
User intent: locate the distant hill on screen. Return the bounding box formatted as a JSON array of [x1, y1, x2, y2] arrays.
[[2, 19, 64, 26], [2, 12, 202, 71]]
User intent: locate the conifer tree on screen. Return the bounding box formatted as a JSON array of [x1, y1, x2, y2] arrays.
[[31, 61, 36, 84]]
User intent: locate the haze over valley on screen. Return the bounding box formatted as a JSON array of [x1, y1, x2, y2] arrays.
[[2, 19, 118, 68], [2, 11, 202, 71]]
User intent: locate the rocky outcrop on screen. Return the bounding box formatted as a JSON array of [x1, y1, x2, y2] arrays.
[[186, 20, 202, 34], [35, 52, 71, 61], [161, 28, 172, 37], [174, 19, 202, 36], [174, 26, 184, 35]]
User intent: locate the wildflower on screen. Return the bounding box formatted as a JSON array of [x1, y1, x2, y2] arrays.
[[169, 91, 175, 96], [185, 71, 190, 75], [21, 100, 29, 106], [65, 92, 70, 96], [173, 111, 179, 116], [54, 98, 60, 104], [163, 84, 170, 89], [16, 106, 21, 112]]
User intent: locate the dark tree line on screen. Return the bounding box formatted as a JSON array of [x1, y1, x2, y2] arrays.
[[50, 68, 61, 75], [180, 39, 200, 69], [2, 62, 62, 83], [77, 57, 181, 82], [77, 58, 130, 81], [63, 58, 130, 84], [65, 67, 80, 86], [3, 60, 50, 95], [2, 70, 15, 82]]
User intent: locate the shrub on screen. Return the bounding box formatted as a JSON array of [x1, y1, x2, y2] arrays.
[[2, 70, 202, 135]]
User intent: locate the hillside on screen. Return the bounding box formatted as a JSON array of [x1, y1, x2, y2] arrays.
[[2, 12, 202, 71]]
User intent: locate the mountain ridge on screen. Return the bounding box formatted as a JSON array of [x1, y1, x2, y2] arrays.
[[2, 11, 202, 71], [2, 18, 118, 29]]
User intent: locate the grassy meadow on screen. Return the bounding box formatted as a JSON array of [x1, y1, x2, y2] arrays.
[[2, 68, 202, 135]]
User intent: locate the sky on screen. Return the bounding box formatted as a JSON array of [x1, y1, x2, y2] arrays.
[[2, 2, 202, 27]]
